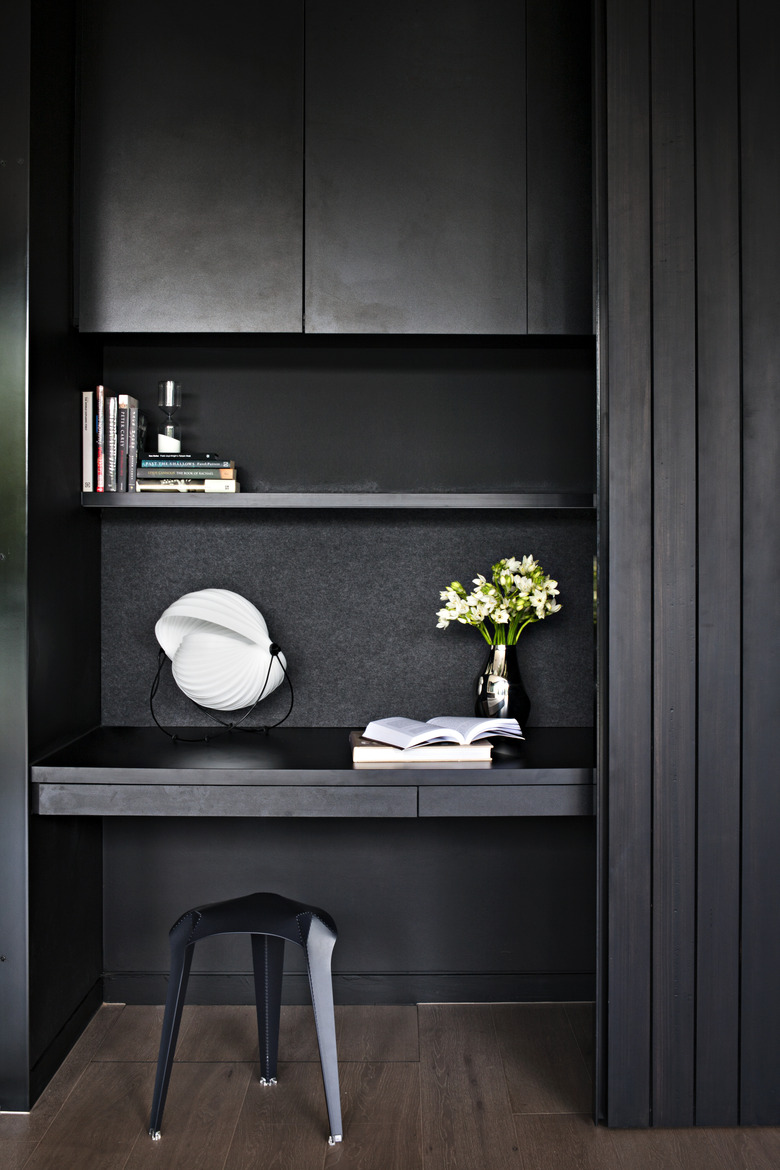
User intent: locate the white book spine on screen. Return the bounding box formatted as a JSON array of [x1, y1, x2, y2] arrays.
[[81, 390, 94, 491]]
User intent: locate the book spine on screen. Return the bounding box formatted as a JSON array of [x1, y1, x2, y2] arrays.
[[142, 453, 221, 462], [135, 479, 240, 492], [136, 466, 235, 479], [95, 384, 105, 491], [105, 397, 118, 491], [81, 390, 94, 491], [116, 405, 128, 491], [127, 405, 139, 492], [139, 458, 234, 469]]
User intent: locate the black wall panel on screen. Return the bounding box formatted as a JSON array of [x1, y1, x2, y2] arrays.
[[739, 0, 780, 1127], [602, 0, 780, 1128], [693, 0, 741, 1127], [649, 0, 697, 1127], [0, 0, 33, 1115], [603, 0, 653, 1128], [27, 0, 105, 1104], [102, 816, 596, 1004], [102, 343, 596, 494]]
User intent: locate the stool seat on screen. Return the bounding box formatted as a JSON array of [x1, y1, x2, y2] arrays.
[[148, 891, 342, 1144]]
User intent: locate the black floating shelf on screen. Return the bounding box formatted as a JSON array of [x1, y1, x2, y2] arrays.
[[81, 491, 596, 510]]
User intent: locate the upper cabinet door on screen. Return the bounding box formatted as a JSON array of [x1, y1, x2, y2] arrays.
[[77, 0, 303, 333], [304, 0, 527, 334], [526, 0, 592, 334]]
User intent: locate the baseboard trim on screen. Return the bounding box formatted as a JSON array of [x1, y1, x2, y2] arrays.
[[104, 971, 595, 1005]]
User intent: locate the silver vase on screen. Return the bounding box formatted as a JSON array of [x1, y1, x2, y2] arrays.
[[474, 643, 531, 725]]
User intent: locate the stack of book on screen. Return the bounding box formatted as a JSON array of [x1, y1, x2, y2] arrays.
[[81, 385, 141, 492], [351, 715, 524, 762], [135, 453, 240, 493]]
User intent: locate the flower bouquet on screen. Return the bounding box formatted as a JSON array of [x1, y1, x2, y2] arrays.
[[436, 555, 561, 645]]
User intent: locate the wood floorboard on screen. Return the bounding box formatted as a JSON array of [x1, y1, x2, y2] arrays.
[[124, 1062, 253, 1170], [222, 1062, 328, 1170], [338, 1060, 420, 1128], [419, 1004, 521, 1170], [20, 1062, 156, 1170], [336, 1005, 419, 1062], [93, 1004, 195, 1063], [325, 1122, 423, 1170], [225, 1122, 328, 1170], [174, 1005, 258, 1062], [0, 1140, 39, 1169], [493, 1003, 592, 1114], [278, 1006, 322, 1062], [564, 1002, 596, 1079], [331, 1063, 423, 1169], [4, 1004, 780, 1169], [703, 1127, 780, 1169], [609, 1126, 742, 1169], [0, 1005, 124, 1145], [512, 1113, 624, 1170]]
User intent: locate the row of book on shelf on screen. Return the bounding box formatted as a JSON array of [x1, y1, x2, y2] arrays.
[[80, 386, 240, 492]]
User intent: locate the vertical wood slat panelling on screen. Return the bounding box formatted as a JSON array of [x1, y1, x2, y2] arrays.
[[739, 0, 780, 1127], [604, 0, 654, 1128], [693, 0, 742, 1127], [649, 0, 697, 1127]]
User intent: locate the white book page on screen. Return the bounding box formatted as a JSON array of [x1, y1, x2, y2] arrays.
[[363, 716, 459, 748], [427, 716, 523, 743]]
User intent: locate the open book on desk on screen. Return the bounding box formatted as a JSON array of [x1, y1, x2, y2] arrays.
[[352, 716, 523, 762]]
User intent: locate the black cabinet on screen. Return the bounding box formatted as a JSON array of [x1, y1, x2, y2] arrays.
[[304, 0, 526, 334], [77, 0, 304, 332], [77, 0, 591, 335]]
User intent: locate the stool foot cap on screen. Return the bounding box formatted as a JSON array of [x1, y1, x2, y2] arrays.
[[149, 1131, 161, 1141], [259, 1076, 277, 1086], [328, 1135, 343, 1145]]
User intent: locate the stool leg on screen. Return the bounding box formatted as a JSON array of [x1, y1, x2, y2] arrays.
[[148, 927, 194, 1139], [303, 915, 343, 1144], [251, 933, 285, 1084]]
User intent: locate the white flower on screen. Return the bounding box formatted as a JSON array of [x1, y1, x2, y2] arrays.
[[436, 554, 561, 641]]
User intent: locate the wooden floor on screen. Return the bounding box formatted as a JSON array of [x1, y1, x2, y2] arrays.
[[1, 1003, 779, 1169]]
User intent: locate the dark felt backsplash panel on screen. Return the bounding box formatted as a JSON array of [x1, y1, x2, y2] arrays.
[[101, 510, 595, 727]]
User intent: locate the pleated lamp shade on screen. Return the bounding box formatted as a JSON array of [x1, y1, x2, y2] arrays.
[[155, 588, 286, 711]]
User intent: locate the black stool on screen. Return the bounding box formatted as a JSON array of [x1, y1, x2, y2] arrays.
[[148, 891, 343, 1145]]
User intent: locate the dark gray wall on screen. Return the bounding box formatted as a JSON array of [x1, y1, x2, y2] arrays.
[[601, 0, 780, 1128], [103, 816, 596, 1005], [101, 343, 596, 494]]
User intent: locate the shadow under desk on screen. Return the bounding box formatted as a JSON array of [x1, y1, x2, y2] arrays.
[[31, 727, 595, 818]]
